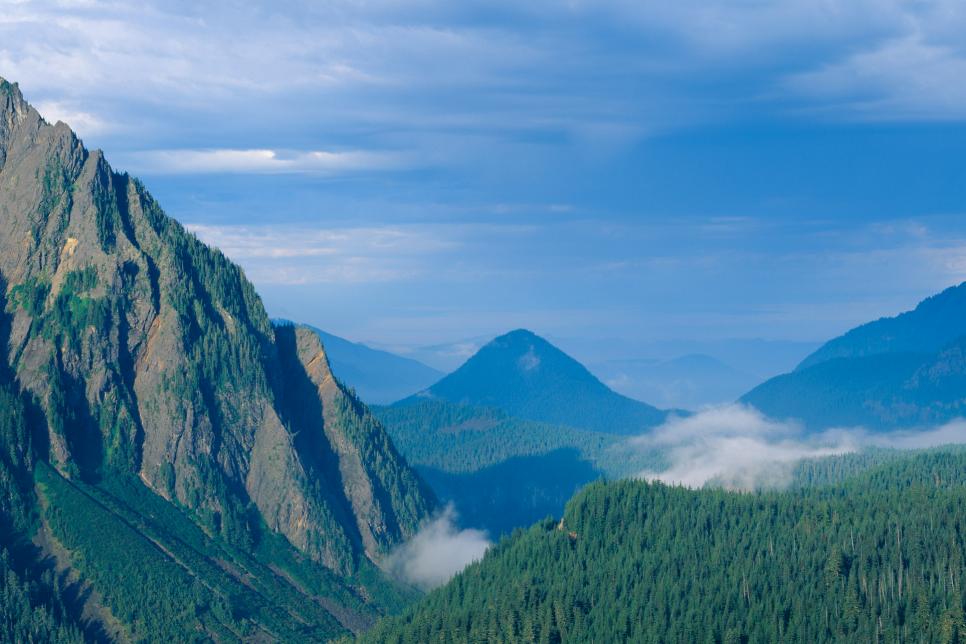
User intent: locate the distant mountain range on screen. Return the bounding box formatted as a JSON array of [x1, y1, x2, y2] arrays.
[[402, 329, 669, 434], [591, 353, 759, 409], [396, 334, 818, 408], [288, 325, 443, 404], [743, 282, 966, 430]]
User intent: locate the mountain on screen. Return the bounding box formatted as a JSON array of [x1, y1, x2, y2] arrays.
[[404, 329, 668, 434], [742, 283, 966, 430], [299, 326, 443, 404], [363, 449, 966, 642], [797, 282, 966, 370], [0, 77, 435, 639]]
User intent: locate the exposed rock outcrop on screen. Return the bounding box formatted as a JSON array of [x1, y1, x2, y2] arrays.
[[0, 77, 434, 573]]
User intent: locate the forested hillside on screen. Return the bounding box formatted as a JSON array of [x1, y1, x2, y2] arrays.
[[797, 282, 966, 370], [375, 400, 661, 535], [743, 283, 966, 430], [364, 449, 966, 643]]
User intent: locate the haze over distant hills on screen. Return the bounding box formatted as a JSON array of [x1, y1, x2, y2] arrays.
[[391, 333, 817, 409], [592, 353, 758, 409], [290, 325, 443, 404], [743, 282, 966, 430], [402, 329, 669, 434]]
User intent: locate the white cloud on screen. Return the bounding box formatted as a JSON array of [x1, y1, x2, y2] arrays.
[[4, 0, 966, 164], [787, 35, 966, 120], [33, 99, 109, 136], [122, 148, 405, 175], [185, 223, 458, 285], [385, 505, 491, 590], [634, 405, 966, 490], [634, 405, 856, 489]]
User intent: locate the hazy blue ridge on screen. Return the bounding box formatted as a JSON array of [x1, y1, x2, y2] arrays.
[[400, 329, 669, 435]]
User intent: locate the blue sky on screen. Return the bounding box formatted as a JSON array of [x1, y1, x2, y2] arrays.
[[3, 0, 966, 360]]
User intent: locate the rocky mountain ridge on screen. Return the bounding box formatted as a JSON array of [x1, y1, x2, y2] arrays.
[[0, 77, 434, 577]]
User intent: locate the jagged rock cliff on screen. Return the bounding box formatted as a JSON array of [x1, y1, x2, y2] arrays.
[[0, 78, 434, 574]]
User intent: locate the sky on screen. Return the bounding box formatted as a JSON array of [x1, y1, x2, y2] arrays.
[[3, 0, 966, 362]]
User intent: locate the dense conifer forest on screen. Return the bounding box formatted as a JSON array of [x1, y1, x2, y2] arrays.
[[364, 449, 966, 643]]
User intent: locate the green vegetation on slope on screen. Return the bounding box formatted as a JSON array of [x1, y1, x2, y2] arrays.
[[742, 282, 966, 430], [375, 400, 651, 477], [0, 364, 86, 643], [0, 546, 84, 644], [364, 450, 966, 643], [33, 461, 422, 642], [375, 400, 662, 535], [797, 282, 966, 370]]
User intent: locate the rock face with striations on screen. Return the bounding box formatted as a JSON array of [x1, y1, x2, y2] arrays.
[[0, 78, 434, 573]]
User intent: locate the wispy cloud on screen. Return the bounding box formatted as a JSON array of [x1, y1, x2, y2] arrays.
[[186, 223, 457, 285], [634, 405, 854, 489], [121, 148, 406, 175], [34, 99, 110, 137], [635, 404, 966, 490], [385, 505, 490, 590], [787, 35, 966, 120]]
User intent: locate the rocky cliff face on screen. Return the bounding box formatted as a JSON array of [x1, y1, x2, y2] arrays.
[[0, 78, 434, 573]]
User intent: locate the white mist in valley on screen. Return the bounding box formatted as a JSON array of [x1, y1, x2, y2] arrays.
[[635, 404, 966, 490], [386, 505, 491, 590]]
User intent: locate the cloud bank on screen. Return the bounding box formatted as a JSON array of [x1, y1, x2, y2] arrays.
[[635, 405, 966, 490], [385, 506, 491, 590]]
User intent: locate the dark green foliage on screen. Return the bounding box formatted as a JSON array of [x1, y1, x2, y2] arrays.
[[8, 277, 50, 318], [0, 378, 34, 535], [34, 462, 375, 642], [375, 400, 629, 475], [0, 367, 85, 643], [365, 450, 966, 643], [785, 448, 966, 490], [0, 547, 84, 644], [419, 449, 603, 537], [331, 387, 436, 540], [375, 400, 662, 535]]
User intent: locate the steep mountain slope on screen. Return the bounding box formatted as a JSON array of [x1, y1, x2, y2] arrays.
[[302, 326, 443, 404], [405, 329, 668, 434], [0, 77, 435, 637], [742, 283, 966, 430], [797, 283, 966, 370], [364, 449, 966, 643]]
